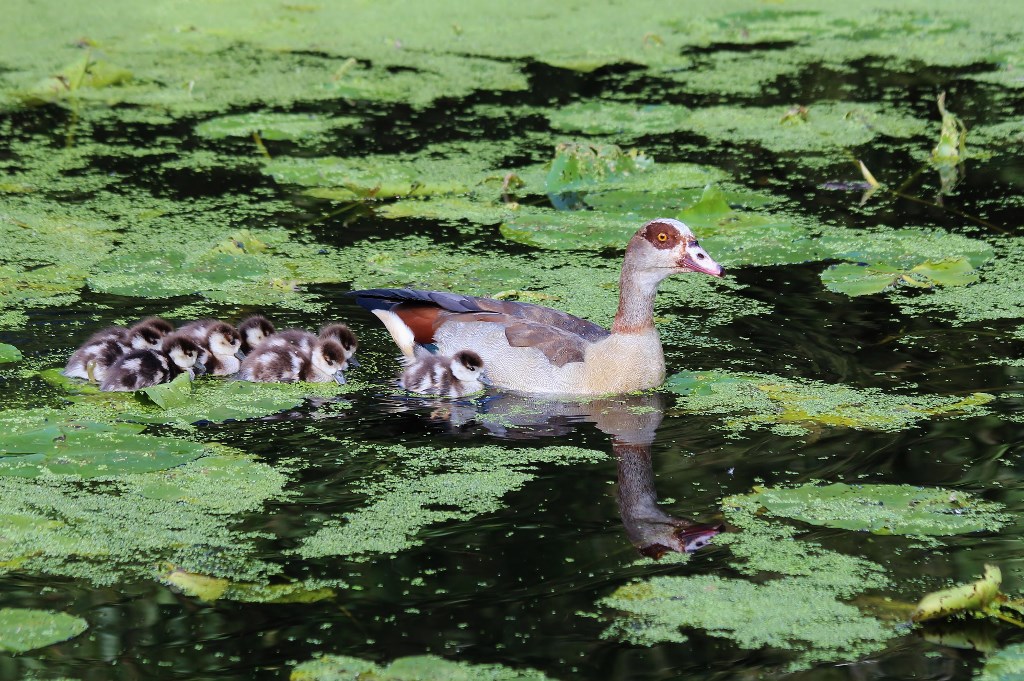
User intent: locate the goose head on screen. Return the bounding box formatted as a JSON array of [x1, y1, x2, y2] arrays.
[[451, 350, 487, 385], [625, 218, 723, 281], [238, 315, 276, 355], [127, 317, 175, 350], [206, 322, 243, 359], [320, 323, 359, 367], [312, 338, 348, 384], [165, 334, 201, 371]]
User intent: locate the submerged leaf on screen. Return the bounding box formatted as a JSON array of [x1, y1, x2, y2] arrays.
[[977, 642, 1024, 681], [0, 608, 88, 653]]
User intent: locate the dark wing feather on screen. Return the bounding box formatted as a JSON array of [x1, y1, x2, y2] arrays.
[[349, 288, 610, 346], [503, 322, 589, 367]]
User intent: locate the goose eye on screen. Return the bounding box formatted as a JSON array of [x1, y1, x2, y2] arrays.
[[657, 232, 668, 242]]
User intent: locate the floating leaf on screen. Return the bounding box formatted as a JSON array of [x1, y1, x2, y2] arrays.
[[140, 372, 193, 409], [291, 654, 555, 681], [667, 370, 993, 436], [158, 564, 336, 603], [544, 142, 653, 194], [0, 608, 88, 653], [822, 258, 981, 296], [598, 575, 891, 667], [0, 411, 206, 478], [21, 54, 132, 105], [44, 367, 351, 426], [730, 484, 1010, 536], [977, 642, 1024, 681], [912, 565, 1001, 622], [547, 101, 690, 137], [0, 343, 22, 363], [195, 112, 361, 142]]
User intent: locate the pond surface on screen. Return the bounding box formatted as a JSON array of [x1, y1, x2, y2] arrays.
[[2, 1, 1024, 679]]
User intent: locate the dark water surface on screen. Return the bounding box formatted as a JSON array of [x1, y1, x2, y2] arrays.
[[1, 46, 1024, 681]]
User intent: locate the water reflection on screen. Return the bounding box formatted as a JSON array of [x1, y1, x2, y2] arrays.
[[387, 389, 723, 558]]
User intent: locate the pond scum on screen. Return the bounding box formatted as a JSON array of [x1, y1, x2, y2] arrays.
[[2, 0, 1024, 679]]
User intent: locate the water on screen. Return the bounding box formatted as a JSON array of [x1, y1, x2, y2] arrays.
[[2, 38, 1024, 681]]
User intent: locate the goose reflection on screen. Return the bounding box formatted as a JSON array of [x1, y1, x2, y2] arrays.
[[388, 389, 722, 558]]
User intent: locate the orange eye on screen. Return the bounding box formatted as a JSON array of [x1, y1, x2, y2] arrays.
[[657, 232, 668, 242]]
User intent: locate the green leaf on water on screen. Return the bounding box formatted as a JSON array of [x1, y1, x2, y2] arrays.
[[547, 100, 691, 137], [544, 142, 653, 194], [729, 483, 1010, 536], [0, 608, 88, 653], [0, 343, 22, 363], [21, 54, 132, 105], [0, 410, 206, 478], [667, 370, 993, 436], [140, 373, 193, 410], [822, 258, 981, 296], [195, 111, 361, 142], [291, 654, 556, 681], [977, 642, 1024, 681]]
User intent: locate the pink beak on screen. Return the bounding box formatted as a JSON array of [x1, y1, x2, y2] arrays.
[[681, 249, 725, 277]]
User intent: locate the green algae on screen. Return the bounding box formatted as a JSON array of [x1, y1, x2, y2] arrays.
[[0, 608, 88, 653], [0, 343, 21, 363], [296, 443, 605, 560], [545, 101, 927, 161], [728, 483, 1010, 536], [667, 370, 993, 436], [0, 445, 288, 586], [195, 111, 362, 143], [291, 654, 556, 681]]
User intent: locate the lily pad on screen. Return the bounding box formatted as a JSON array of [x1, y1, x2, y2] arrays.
[[598, 574, 891, 667], [0, 343, 21, 363], [195, 111, 361, 142], [667, 370, 993, 436], [291, 654, 556, 681], [0, 608, 88, 653], [42, 367, 351, 427], [547, 101, 691, 137], [821, 258, 981, 296], [0, 409, 206, 478], [729, 483, 1010, 536], [978, 642, 1024, 681]]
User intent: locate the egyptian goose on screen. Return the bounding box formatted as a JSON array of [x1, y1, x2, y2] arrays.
[[64, 317, 174, 383], [238, 337, 350, 384], [237, 315, 276, 355], [100, 333, 201, 391], [178, 319, 244, 376], [399, 348, 488, 397], [353, 219, 723, 395]]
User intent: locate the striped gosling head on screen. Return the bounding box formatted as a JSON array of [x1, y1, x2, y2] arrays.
[[451, 350, 485, 384], [312, 338, 348, 384], [320, 323, 359, 366], [238, 315, 276, 354], [127, 317, 175, 350], [165, 334, 201, 370]]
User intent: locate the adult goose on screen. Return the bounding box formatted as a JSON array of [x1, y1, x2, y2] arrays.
[[352, 218, 723, 395]]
